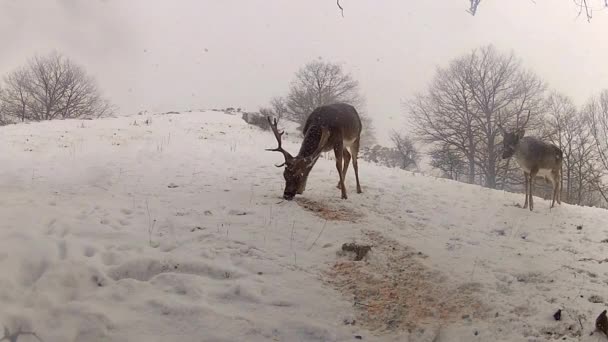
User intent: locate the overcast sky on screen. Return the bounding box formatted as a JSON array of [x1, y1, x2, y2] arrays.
[[1, 0, 608, 143]]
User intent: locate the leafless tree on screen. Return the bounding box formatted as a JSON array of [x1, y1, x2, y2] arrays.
[[584, 90, 608, 204], [542, 92, 578, 202], [0, 52, 114, 122], [409, 45, 545, 189], [570, 122, 599, 205], [429, 143, 466, 181], [266, 59, 376, 145], [359, 144, 410, 169], [390, 130, 419, 170], [285, 60, 363, 125], [260, 96, 288, 121], [0, 66, 31, 122], [530, 91, 607, 207]]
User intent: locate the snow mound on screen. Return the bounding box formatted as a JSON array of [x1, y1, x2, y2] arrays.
[[0, 110, 607, 341]]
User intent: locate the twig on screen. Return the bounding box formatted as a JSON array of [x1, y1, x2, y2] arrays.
[[578, 257, 608, 264], [308, 220, 328, 251], [575, 0, 593, 22], [1, 326, 44, 342], [337, 0, 344, 17], [466, 0, 482, 16], [290, 221, 296, 250], [145, 199, 157, 247]]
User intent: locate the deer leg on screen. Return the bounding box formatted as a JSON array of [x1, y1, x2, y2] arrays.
[[351, 138, 362, 193], [550, 180, 557, 209], [523, 172, 529, 209], [334, 143, 347, 199], [553, 169, 563, 206], [337, 149, 351, 188], [557, 171, 562, 205], [529, 168, 538, 211]]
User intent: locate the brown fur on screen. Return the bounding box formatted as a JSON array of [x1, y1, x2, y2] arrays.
[[267, 103, 363, 200]]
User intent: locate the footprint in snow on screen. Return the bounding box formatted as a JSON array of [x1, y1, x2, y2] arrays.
[[228, 209, 252, 216]]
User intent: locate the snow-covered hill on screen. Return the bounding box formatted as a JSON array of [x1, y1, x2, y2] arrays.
[[0, 111, 607, 342]]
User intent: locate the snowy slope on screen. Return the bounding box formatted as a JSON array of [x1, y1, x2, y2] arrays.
[[0, 111, 607, 342]]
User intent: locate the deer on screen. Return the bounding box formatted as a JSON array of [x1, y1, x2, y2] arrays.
[[498, 110, 563, 211], [266, 103, 363, 200]]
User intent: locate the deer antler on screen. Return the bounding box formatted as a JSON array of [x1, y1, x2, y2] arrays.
[[519, 109, 531, 129], [266, 117, 293, 167]]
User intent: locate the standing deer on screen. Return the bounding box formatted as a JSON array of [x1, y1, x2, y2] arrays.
[[499, 110, 563, 211], [266, 103, 363, 200]]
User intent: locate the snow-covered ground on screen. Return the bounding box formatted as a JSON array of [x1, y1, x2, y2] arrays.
[[0, 110, 607, 342]]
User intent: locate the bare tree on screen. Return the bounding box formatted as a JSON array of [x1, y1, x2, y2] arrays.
[[542, 92, 576, 201], [285, 60, 363, 125], [260, 96, 288, 121], [409, 45, 545, 189], [409, 57, 478, 184], [570, 121, 598, 205], [532, 91, 607, 207], [359, 144, 410, 169], [390, 130, 419, 170], [429, 143, 466, 181], [264, 59, 377, 145], [584, 90, 608, 204], [0, 66, 31, 122], [467, 47, 546, 188], [0, 52, 114, 122], [269, 96, 288, 119]]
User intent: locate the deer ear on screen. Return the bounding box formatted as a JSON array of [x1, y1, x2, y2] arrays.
[[498, 125, 506, 135], [316, 127, 331, 152], [517, 129, 526, 139]]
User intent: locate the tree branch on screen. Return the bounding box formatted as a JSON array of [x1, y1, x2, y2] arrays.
[[337, 0, 344, 17], [467, 0, 482, 16]]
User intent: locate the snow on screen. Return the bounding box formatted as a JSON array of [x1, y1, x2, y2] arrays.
[[0, 110, 607, 342]]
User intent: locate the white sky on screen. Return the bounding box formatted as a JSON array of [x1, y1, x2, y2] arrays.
[[1, 0, 608, 143]]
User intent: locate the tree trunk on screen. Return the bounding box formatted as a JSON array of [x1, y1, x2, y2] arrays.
[[467, 156, 475, 184], [467, 128, 476, 184], [577, 164, 583, 205], [485, 134, 497, 188]]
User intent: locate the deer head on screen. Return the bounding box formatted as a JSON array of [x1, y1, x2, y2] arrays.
[[266, 117, 330, 200], [498, 110, 530, 159]]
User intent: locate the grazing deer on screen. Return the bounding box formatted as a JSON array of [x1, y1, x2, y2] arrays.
[[498, 110, 563, 211], [266, 103, 363, 200]]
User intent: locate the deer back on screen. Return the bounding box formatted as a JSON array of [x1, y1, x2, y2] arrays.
[[515, 137, 563, 172], [298, 103, 362, 157]]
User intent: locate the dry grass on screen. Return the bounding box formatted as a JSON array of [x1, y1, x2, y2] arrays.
[[326, 230, 488, 333]]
